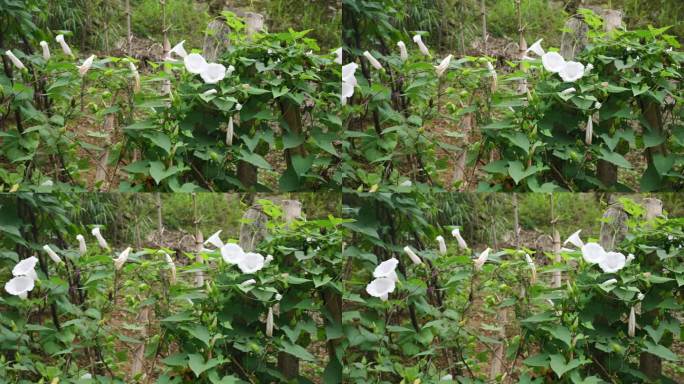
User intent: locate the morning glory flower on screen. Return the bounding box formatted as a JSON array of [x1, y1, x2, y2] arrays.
[[184, 53, 208, 74], [266, 306, 274, 337], [55, 34, 73, 56], [202, 89, 217, 97], [413, 34, 430, 56], [581, 242, 606, 264], [200, 63, 227, 84], [403, 246, 423, 265], [334, 47, 342, 64], [397, 41, 408, 61], [275, 293, 282, 301], [39, 41, 50, 60], [235, 102, 242, 111], [5, 50, 25, 70], [585, 115, 593, 145], [363, 51, 383, 70], [164, 253, 176, 284], [594, 101, 602, 109], [373, 257, 399, 282], [541, 52, 566, 73], [43, 245, 63, 264], [626, 253, 635, 264], [365, 277, 396, 301], [240, 279, 256, 288], [527, 39, 545, 57], [560, 87, 576, 95], [13, 256, 39, 281], [564, 230, 584, 248], [221, 243, 245, 264], [474, 248, 490, 270], [76, 234, 87, 255], [435, 54, 452, 77], [436, 235, 447, 255], [451, 228, 468, 249], [77, 55, 96, 77], [169, 40, 188, 59], [341, 62, 358, 105], [584, 63, 594, 75], [92, 227, 109, 249], [486, 61, 497, 90], [559, 61, 585, 82], [4, 276, 35, 299], [205, 230, 224, 248], [114, 247, 131, 270], [598, 251, 626, 273], [237, 252, 265, 274]]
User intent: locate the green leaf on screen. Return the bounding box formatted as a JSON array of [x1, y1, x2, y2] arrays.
[[598, 149, 632, 169], [549, 355, 583, 378], [143, 132, 172, 154], [547, 325, 572, 348], [291, 154, 313, 177], [272, 86, 290, 99], [323, 357, 342, 384], [653, 154, 674, 175], [283, 131, 305, 149], [503, 132, 530, 154], [238, 150, 272, 170], [183, 325, 211, 347], [644, 130, 666, 148], [523, 353, 549, 367], [279, 341, 316, 362], [508, 161, 537, 184], [149, 161, 180, 184], [188, 354, 222, 377], [643, 341, 679, 361]]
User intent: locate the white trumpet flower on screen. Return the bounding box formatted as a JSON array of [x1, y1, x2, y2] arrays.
[[373, 258, 399, 282], [266, 307, 274, 337], [275, 293, 282, 301], [628, 306, 636, 337], [237, 252, 265, 274], [226, 115, 234, 146], [559, 61, 585, 82], [77, 55, 96, 77], [527, 39, 545, 57], [5, 50, 25, 70], [265, 254, 274, 265], [474, 248, 490, 270], [598, 251, 626, 273], [43, 245, 63, 264], [202, 89, 217, 97], [585, 115, 593, 145], [76, 234, 87, 255], [13, 256, 39, 281], [91, 227, 109, 249], [205, 230, 224, 248], [363, 51, 383, 70], [403, 246, 423, 265], [341, 62, 358, 105], [436, 235, 447, 255], [564, 230, 584, 248], [39, 41, 50, 60], [584, 63, 594, 75], [114, 247, 131, 270], [240, 279, 256, 288], [129, 61, 141, 93], [200, 63, 227, 84], [560, 87, 576, 96], [164, 253, 176, 284], [4, 276, 35, 299], [365, 277, 395, 301], [413, 34, 430, 56], [451, 228, 468, 249], [541, 52, 566, 73], [334, 47, 342, 64], [184, 53, 208, 74], [55, 34, 73, 56], [525, 254, 537, 284], [169, 40, 188, 59], [435, 54, 452, 77], [235, 102, 242, 111], [397, 41, 408, 61], [221, 243, 245, 264], [486, 61, 497, 91], [581, 242, 606, 264]]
